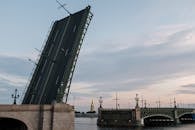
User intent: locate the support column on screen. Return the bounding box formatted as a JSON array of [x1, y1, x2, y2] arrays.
[[173, 108, 180, 124], [173, 98, 180, 125], [135, 94, 141, 126]]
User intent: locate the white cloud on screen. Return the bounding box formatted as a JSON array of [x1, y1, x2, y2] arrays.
[[143, 73, 195, 94], [130, 72, 195, 105], [81, 24, 195, 59], [98, 72, 195, 108], [71, 82, 97, 94], [0, 50, 40, 62], [139, 24, 195, 56], [0, 88, 7, 92], [0, 72, 27, 87], [140, 24, 195, 50], [144, 24, 192, 46]]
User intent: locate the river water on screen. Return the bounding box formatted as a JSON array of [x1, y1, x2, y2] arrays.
[[75, 118, 195, 130]]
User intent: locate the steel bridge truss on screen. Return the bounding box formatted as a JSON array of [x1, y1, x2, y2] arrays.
[[22, 6, 93, 104]]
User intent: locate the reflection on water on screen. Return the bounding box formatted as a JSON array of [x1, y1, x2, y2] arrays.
[[75, 118, 195, 130]]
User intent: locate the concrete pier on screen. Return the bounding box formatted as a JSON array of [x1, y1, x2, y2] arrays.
[[0, 103, 74, 130]]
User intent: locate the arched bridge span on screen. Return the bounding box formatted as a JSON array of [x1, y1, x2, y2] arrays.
[[0, 117, 27, 130], [0, 104, 74, 130], [140, 108, 195, 126], [142, 114, 174, 126]]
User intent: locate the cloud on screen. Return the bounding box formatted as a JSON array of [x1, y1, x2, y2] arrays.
[[75, 45, 195, 83], [181, 84, 195, 88], [0, 55, 33, 104], [72, 24, 195, 103], [0, 55, 33, 76], [0, 82, 24, 104], [0, 88, 7, 92], [0, 23, 195, 107], [134, 26, 195, 57], [74, 25, 195, 98], [145, 24, 193, 46], [71, 82, 97, 94], [176, 90, 195, 95], [175, 83, 195, 95], [0, 73, 27, 87], [0, 55, 33, 88], [81, 24, 195, 57], [70, 82, 113, 99]]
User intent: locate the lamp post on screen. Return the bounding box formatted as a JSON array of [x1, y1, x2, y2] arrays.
[[99, 96, 103, 108], [174, 97, 177, 108], [12, 89, 19, 104]]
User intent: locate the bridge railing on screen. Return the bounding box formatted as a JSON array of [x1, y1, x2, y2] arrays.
[[141, 107, 195, 119]]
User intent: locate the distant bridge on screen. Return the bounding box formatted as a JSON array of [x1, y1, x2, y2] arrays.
[[97, 107, 195, 127], [141, 107, 195, 126]]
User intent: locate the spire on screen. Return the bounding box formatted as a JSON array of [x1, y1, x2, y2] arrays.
[[90, 99, 95, 112], [135, 94, 139, 108]]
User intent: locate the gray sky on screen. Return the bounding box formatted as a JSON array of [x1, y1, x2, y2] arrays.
[[0, 0, 195, 112]]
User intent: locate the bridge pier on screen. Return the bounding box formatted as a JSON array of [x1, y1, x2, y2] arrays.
[[134, 106, 142, 126], [0, 103, 74, 130], [173, 108, 180, 125]]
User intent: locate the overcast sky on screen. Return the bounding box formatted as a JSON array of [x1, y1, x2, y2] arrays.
[[0, 0, 195, 112]]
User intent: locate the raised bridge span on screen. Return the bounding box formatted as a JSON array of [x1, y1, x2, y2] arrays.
[[97, 107, 195, 127], [0, 6, 93, 130]]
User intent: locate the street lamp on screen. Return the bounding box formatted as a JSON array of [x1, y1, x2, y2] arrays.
[[99, 96, 103, 108], [12, 89, 19, 104]]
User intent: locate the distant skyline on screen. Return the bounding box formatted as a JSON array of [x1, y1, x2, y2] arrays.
[[0, 0, 195, 112]]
